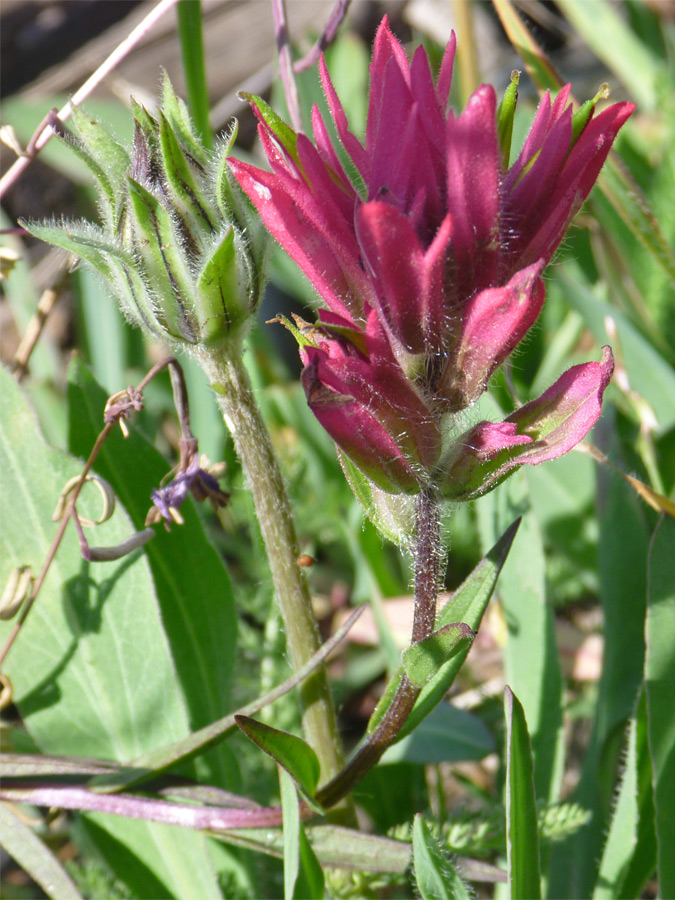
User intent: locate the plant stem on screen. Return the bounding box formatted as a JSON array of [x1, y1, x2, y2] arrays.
[[412, 486, 441, 643], [176, 0, 213, 149], [316, 485, 442, 807], [201, 350, 347, 794]]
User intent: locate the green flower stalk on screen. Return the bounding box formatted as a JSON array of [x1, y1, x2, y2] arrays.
[[23, 76, 347, 793]]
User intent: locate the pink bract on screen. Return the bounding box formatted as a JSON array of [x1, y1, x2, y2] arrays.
[[229, 18, 633, 497]]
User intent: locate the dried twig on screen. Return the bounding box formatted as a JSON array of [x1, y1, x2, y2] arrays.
[[0, 0, 181, 201]]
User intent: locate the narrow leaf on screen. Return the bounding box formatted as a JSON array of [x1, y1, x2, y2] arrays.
[[0, 802, 83, 900], [413, 815, 471, 900], [69, 103, 131, 183], [395, 518, 520, 740], [158, 109, 215, 232], [505, 686, 542, 900], [235, 716, 322, 805], [21, 220, 112, 275], [89, 606, 365, 793], [593, 718, 638, 899], [401, 624, 475, 689], [280, 768, 324, 900], [645, 515, 675, 899]]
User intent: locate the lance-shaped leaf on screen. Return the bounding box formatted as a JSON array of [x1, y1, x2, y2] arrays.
[[398, 517, 520, 739], [367, 624, 474, 735], [161, 69, 208, 164], [235, 717, 323, 811], [67, 104, 131, 224], [368, 519, 519, 737], [21, 220, 113, 275], [196, 226, 253, 343], [413, 814, 472, 900], [158, 110, 216, 237], [127, 177, 198, 342], [279, 768, 324, 900], [441, 348, 614, 501], [0, 802, 83, 900], [505, 686, 542, 900]]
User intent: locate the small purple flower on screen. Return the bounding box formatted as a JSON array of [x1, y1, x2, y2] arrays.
[[230, 18, 633, 499], [147, 453, 229, 528]]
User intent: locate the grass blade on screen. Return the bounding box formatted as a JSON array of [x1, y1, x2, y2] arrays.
[[505, 686, 542, 900]]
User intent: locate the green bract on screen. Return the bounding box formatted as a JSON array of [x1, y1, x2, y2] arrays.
[[23, 74, 266, 351]]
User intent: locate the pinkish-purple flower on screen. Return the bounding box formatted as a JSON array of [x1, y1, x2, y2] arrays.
[[229, 18, 633, 499]]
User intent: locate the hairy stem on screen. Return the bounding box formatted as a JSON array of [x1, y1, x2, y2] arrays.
[[200, 350, 348, 799], [412, 485, 442, 642], [316, 485, 443, 807]]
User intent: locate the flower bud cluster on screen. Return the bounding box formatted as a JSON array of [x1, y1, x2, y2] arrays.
[[24, 74, 265, 351]]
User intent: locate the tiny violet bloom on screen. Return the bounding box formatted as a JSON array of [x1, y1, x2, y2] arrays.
[[229, 18, 634, 501], [146, 454, 229, 529]]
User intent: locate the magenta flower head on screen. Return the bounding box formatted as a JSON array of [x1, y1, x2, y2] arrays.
[[229, 18, 634, 511]]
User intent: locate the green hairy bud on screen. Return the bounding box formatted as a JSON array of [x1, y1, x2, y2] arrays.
[[23, 73, 265, 351]]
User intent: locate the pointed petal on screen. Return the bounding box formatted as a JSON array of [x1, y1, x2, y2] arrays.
[[228, 158, 358, 320], [440, 261, 545, 409], [506, 101, 635, 269], [302, 356, 421, 493], [436, 30, 457, 110], [445, 85, 501, 295], [440, 347, 614, 500], [319, 55, 369, 181], [356, 202, 452, 353]]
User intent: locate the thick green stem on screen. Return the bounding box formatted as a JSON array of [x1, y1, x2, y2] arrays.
[[316, 485, 442, 808], [200, 349, 347, 792]]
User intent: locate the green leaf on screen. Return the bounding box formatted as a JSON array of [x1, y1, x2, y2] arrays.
[[196, 226, 247, 342], [235, 716, 322, 805], [21, 220, 113, 275], [413, 815, 471, 900], [57, 132, 118, 227], [620, 691, 658, 899], [0, 366, 224, 900], [557, 0, 660, 110], [478, 471, 564, 804], [69, 103, 131, 183], [126, 176, 198, 342], [0, 802, 83, 900], [66, 359, 238, 778], [240, 93, 300, 168], [381, 702, 494, 765], [394, 518, 520, 740], [549, 442, 650, 898], [645, 515, 675, 899], [593, 718, 639, 899], [505, 686, 542, 900], [158, 109, 215, 233], [88, 607, 365, 794], [366, 623, 473, 736], [402, 624, 475, 688], [280, 768, 325, 900]]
